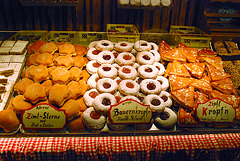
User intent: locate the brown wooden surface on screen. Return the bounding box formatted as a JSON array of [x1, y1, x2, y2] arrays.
[[0, 0, 199, 32]]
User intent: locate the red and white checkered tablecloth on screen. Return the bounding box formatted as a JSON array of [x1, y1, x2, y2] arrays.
[[0, 133, 240, 160]]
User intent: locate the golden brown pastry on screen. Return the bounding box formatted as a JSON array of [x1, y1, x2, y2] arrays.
[[0, 107, 20, 133], [23, 83, 47, 104], [25, 53, 40, 67], [69, 67, 82, 81], [50, 67, 72, 84], [48, 84, 71, 107], [59, 43, 76, 56], [73, 55, 86, 69], [25, 65, 50, 82], [67, 81, 82, 100], [55, 55, 74, 69], [60, 99, 80, 120], [75, 97, 87, 112], [41, 79, 53, 95], [81, 69, 90, 82], [9, 95, 33, 114], [67, 113, 85, 132], [78, 80, 89, 96], [14, 78, 35, 95], [39, 42, 58, 54], [35, 52, 54, 66], [74, 44, 87, 56]]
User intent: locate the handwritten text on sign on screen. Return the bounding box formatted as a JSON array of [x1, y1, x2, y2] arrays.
[[21, 103, 67, 130], [196, 99, 235, 123], [108, 99, 152, 124]]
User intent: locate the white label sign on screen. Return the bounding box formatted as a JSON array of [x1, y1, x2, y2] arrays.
[[196, 99, 236, 123], [108, 99, 152, 124], [21, 103, 67, 130]]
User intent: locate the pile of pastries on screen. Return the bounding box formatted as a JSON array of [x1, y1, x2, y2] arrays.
[[159, 40, 240, 127]]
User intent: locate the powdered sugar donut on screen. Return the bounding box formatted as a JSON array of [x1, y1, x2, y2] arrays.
[[153, 62, 165, 76], [143, 94, 165, 113], [136, 51, 155, 65], [116, 52, 135, 66], [96, 78, 118, 94], [86, 48, 101, 60], [149, 50, 161, 62], [134, 40, 151, 52], [120, 95, 140, 103], [141, 0, 150, 6], [150, 0, 160, 6], [97, 51, 115, 64], [156, 76, 169, 91], [154, 107, 177, 129], [119, 79, 140, 96], [82, 107, 106, 131], [161, 0, 172, 7], [138, 65, 158, 79], [114, 41, 133, 52], [93, 93, 117, 115], [119, 0, 130, 5], [140, 79, 162, 95], [98, 64, 118, 79], [83, 88, 100, 106], [87, 73, 100, 89], [86, 60, 101, 74], [88, 41, 99, 49], [118, 66, 137, 80], [159, 91, 172, 108], [130, 0, 140, 5], [95, 40, 114, 51]]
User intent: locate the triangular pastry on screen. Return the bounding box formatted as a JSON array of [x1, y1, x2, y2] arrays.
[[190, 78, 213, 94], [206, 64, 231, 81], [171, 86, 195, 110], [197, 48, 217, 57], [162, 48, 187, 62], [178, 107, 203, 127], [183, 63, 205, 79], [169, 75, 193, 91], [169, 60, 191, 77], [179, 47, 198, 63], [199, 56, 224, 71], [159, 40, 172, 57], [164, 62, 172, 78], [194, 91, 209, 105], [211, 78, 238, 96]]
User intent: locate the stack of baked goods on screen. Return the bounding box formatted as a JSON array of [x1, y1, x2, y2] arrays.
[[212, 40, 240, 56], [2, 41, 89, 133], [159, 40, 240, 128], [82, 40, 176, 131]]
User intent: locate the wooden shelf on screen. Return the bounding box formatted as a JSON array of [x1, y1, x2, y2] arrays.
[[205, 13, 240, 18]]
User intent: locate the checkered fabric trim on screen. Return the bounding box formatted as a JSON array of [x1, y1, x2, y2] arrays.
[[0, 133, 240, 160]]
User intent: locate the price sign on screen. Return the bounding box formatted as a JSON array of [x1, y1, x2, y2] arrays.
[[21, 103, 67, 130], [108, 99, 152, 124], [196, 99, 236, 123]]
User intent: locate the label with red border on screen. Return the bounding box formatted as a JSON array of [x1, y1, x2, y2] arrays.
[[21, 103, 67, 130], [108, 99, 152, 124], [196, 99, 236, 123]]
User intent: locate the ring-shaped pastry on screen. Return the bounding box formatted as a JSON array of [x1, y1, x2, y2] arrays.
[[96, 78, 118, 94], [86, 48, 101, 60], [153, 62, 165, 76], [138, 65, 159, 79], [98, 64, 118, 79], [95, 40, 114, 51], [143, 94, 165, 113], [136, 51, 155, 65], [88, 41, 99, 49], [87, 73, 100, 89], [159, 91, 172, 108], [134, 40, 151, 52], [154, 107, 177, 129], [96, 51, 115, 64], [116, 52, 135, 66], [149, 50, 161, 62], [140, 79, 162, 95], [156, 76, 169, 91], [118, 79, 140, 96], [82, 107, 106, 131], [86, 60, 101, 74], [118, 66, 137, 80], [83, 88, 100, 107], [149, 42, 159, 51], [114, 41, 133, 52], [93, 93, 117, 115]]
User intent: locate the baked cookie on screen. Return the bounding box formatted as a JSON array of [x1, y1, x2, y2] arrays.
[[14, 78, 34, 95], [0, 107, 20, 133], [73, 55, 86, 69], [25, 65, 50, 82], [79, 80, 89, 96], [69, 67, 82, 81], [75, 97, 87, 112], [67, 81, 82, 99], [39, 42, 58, 54], [74, 44, 88, 56], [67, 113, 85, 132], [9, 95, 33, 114], [59, 43, 76, 56], [35, 53, 54, 67], [48, 84, 71, 107], [41, 79, 53, 95], [60, 99, 80, 120], [25, 53, 40, 67], [55, 55, 75, 69], [50, 67, 72, 84], [23, 83, 47, 104]]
